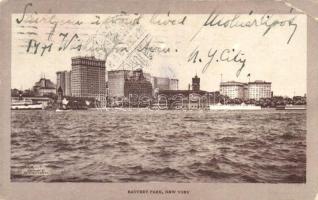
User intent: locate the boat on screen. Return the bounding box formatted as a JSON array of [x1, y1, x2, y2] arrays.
[[11, 99, 44, 110], [276, 104, 306, 110], [209, 103, 261, 110]]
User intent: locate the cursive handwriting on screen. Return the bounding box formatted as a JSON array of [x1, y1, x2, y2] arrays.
[[191, 11, 298, 44], [16, 3, 141, 28], [16, 3, 33, 24], [188, 47, 247, 77], [90, 12, 143, 26], [16, 3, 83, 27], [150, 12, 187, 26], [137, 38, 170, 60], [26, 33, 81, 56]]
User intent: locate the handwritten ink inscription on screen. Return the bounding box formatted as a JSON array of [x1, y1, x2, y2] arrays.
[[26, 33, 81, 56], [14, 3, 301, 77], [188, 47, 246, 76], [198, 12, 298, 44]]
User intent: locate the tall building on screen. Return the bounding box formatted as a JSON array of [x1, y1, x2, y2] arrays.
[[56, 71, 72, 96], [108, 70, 132, 98], [65, 71, 72, 96], [151, 76, 179, 91], [33, 78, 56, 96], [153, 77, 170, 90], [248, 80, 271, 100], [192, 75, 200, 91], [71, 56, 106, 99], [220, 81, 246, 99], [169, 78, 179, 90], [243, 84, 249, 99], [108, 69, 179, 98], [220, 80, 272, 100], [124, 69, 153, 98]]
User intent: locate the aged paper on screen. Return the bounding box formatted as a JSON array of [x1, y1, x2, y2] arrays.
[[1, 0, 318, 200]]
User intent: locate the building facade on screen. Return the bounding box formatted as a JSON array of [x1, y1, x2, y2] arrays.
[[220, 80, 272, 100], [33, 78, 56, 96], [152, 77, 169, 90], [124, 69, 153, 98], [108, 70, 132, 98], [243, 84, 249, 99], [169, 78, 179, 90], [192, 75, 200, 91], [220, 81, 246, 99], [248, 80, 272, 100], [71, 56, 106, 99], [108, 69, 179, 98], [56, 71, 72, 96], [151, 76, 179, 91], [156, 75, 207, 109], [65, 71, 72, 96]]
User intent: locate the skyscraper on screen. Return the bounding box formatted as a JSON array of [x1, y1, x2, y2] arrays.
[[124, 69, 153, 98], [169, 78, 179, 90], [248, 80, 271, 100], [108, 70, 132, 98], [220, 81, 246, 99], [56, 71, 72, 96], [220, 80, 272, 100], [71, 56, 106, 99], [151, 76, 179, 91], [108, 70, 179, 98]]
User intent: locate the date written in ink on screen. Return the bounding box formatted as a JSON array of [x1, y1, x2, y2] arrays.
[[26, 33, 82, 56]]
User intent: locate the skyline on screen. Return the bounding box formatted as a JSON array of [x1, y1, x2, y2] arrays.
[[12, 14, 307, 96], [12, 66, 305, 98]]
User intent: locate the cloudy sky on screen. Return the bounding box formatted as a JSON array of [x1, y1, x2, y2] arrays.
[[12, 13, 306, 97]]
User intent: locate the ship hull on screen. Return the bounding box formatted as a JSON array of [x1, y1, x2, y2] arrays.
[[276, 105, 306, 110], [11, 104, 43, 110]]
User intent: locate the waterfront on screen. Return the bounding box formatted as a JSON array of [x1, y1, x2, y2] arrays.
[[11, 109, 306, 183]]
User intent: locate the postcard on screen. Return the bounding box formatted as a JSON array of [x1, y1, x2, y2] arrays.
[[1, 0, 318, 200]]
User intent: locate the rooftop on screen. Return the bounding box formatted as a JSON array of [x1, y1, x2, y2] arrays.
[[71, 56, 105, 62], [248, 80, 271, 84], [220, 81, 246, 86]]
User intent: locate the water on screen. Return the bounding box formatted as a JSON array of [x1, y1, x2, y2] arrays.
[[11, 109, 306, 183]]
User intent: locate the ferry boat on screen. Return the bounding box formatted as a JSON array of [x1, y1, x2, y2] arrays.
[[276, 104, 306, 110], [209, 103, 262, 110], [11, 99, 44, 110]]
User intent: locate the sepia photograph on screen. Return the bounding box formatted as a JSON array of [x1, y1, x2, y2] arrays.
[[9, 4, 308, 184], [2, 0, 318, 199]]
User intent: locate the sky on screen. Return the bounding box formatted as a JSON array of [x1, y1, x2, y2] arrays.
[[12, 13, 307, 97]]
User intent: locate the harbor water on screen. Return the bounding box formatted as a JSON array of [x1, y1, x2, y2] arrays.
[[11, 109, 306, 183]]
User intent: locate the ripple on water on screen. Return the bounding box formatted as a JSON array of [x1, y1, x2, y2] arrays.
[[11, 110, 306, 183]]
